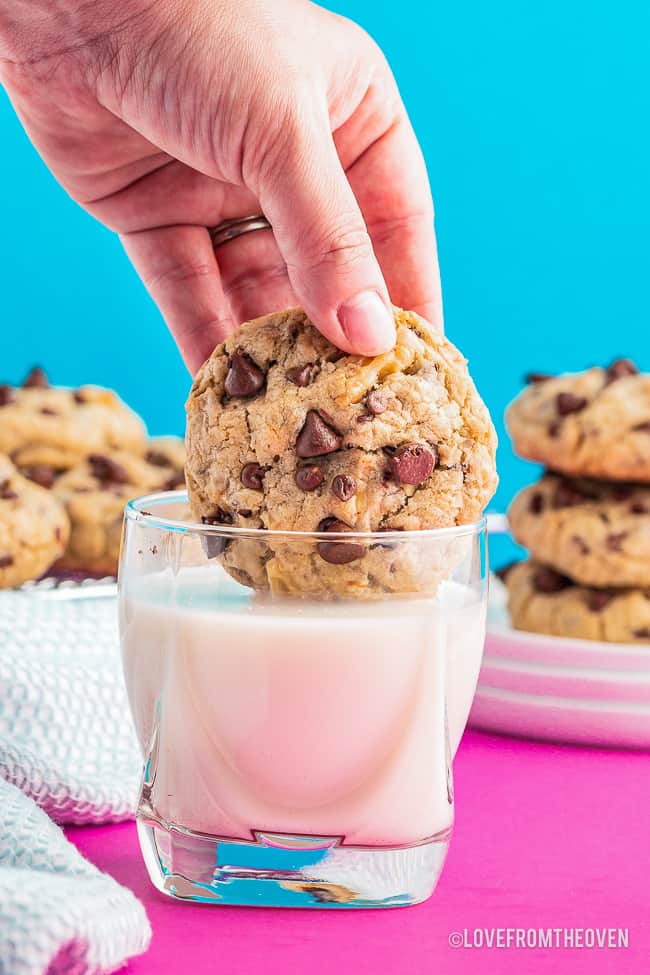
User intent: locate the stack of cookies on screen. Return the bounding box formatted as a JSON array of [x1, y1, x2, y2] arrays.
[[503, 359, 650, 643], [0, 367, 185, 586]]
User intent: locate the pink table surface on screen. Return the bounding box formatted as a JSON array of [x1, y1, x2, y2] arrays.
[[66, 730, 649, 975]]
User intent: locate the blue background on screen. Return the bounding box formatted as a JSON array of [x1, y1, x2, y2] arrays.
[[1, 0, 648, 512]]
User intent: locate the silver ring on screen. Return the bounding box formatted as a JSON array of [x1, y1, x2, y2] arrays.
[[208, 215, 271, 248]]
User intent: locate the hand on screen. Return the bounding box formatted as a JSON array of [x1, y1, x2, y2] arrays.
[[0, 0, 442, 372]]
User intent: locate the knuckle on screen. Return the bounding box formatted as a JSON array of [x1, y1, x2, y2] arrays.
[[352, 22, 385, 63], [144, 258, 215, 293], [177, 316, 231, 342], [345, 20, 394, 85], [225, 261, 288, 300], [293, 220, 375, 273], [244, 80, 321, 185], [367, 208, 435, 247]]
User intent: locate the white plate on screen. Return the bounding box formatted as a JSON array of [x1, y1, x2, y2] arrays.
[[468, 557, 650, 750]]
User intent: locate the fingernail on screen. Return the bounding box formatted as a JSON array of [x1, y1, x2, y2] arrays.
[[338, 292, 396, 355]]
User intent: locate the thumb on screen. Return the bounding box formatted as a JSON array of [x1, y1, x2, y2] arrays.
[[255, 112, 396, 356]]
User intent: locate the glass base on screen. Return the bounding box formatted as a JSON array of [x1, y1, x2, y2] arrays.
[[137, 817, 451, 908]]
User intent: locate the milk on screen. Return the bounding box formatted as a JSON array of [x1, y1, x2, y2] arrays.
[[120, 568, 485, 849]]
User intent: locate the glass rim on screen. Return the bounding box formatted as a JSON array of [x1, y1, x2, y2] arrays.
[[125, 490, 487, 542]]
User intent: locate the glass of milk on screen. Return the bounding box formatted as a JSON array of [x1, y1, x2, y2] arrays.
[[119, 491, 488, 908]]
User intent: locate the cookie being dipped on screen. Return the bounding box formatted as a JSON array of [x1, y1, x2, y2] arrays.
[[186, 307, 498, 598]]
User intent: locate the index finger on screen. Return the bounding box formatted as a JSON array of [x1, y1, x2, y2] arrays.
[[340, 111, 443, 330]]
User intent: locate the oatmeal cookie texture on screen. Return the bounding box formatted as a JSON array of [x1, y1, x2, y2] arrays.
[[0, 453, 69, 588], [502, 560, 650, 644], [185, 307, 498, 597], [506, 360, 650, 481], [508, 474, 650, 588]]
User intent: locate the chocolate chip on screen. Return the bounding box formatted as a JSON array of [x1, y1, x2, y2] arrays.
[[556, 392, 588, 416], [332, 474, 356, 501], [238, 508, 252, 518], [55, 526, 62, 542], [387, 443, 437, 485], [0, 385, 15, 406], [495, 562, 517, 583], [231, 567, 255, 588], [553, 480, 591, 508], [73, 390, 86, 405], [356, 413, 373, 424], [532, 566, 572, 594], [610, 485, 633, 501], [88, 454, 129, 485], [366, 390, 388, 415], [295, 465, 324, 492], [200, 510, 232, 558], [548, 422, 562, 438], [587, 590, 614, 612], [606, 358, 638, 383], [525, 372, 552, 384], [632, 421, 650, 433], [316, 517, 364, 564], [606, 532, 627, 551], [286, 364, 314, 387], [163, 471, 185, 490], [0, 555, 14, 569], [296, 411, 342, 458], [241, 462, 265, 491], [301, 885, 345, 905], [224, 352, 265, 398], [529, 492, 544, 514], [630, 501, 648, 515], [572, 535, 590, 555], [22, 465, 56, 489], [23, 366, 49, 389], [633, 628, 650, 640], [40, 407, 58, 416], [204, 507, 233, 525], [0, 480, 17, 500], [318, 409, 337, 427], [145, 450, 170, 467]]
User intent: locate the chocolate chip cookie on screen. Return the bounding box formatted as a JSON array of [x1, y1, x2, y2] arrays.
[[53, 449, 183, 575], [186, 306, 498, 598], [508, 474, 650, 588], [144, 436, 186, 483], [0, 453, 69, 588], [506, 360, 650, 481], [0, 368, 147, 470], [502, 560, 650, 643]]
